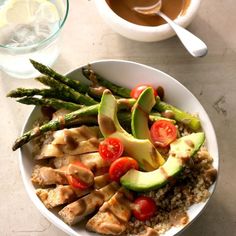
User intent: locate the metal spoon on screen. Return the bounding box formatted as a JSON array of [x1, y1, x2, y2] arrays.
[[134, 1, 208, 57]]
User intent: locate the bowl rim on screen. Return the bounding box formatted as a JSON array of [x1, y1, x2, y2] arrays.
[[95, 0, 202, 33], [18, 59, 219, 236]]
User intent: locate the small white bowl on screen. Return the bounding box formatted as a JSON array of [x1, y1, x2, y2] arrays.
[[94, 0, 201, 42]]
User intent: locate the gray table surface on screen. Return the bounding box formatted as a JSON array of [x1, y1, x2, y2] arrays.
[[0, 0, 235, 235]]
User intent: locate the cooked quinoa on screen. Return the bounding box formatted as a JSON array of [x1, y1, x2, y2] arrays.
[[125, 147, 217, 236]]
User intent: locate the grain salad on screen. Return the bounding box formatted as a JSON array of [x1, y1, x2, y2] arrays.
[[9, 62, 218, 236]]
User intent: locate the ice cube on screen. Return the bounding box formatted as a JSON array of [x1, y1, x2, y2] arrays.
[[34, 1, 59, 24], [5, 23, 49, 47]]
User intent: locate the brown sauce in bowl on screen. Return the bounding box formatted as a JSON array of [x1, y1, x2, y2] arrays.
[[106, 0, 191, 26]]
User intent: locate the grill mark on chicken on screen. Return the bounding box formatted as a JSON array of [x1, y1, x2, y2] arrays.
[[64, 129, 78, 150], [86, 188, 133, 235], [88, 137, 100, 148], [61, 139, 99, 155], [36, 185, 90, 209], [79, 128, 96, 140], [31, 165, 68, 186], [36, 173, 112, 209], [36, 126, 100, 160], [67, 163, 94, 186], [31, 164, 95, 187], [94, 174, 111, 189], [53, 153, 109, 176], [59, 182, 119, 225]]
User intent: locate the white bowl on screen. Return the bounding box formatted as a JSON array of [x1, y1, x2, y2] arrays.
[[19, 59, 219, 236], [94, 0, 201, 42]]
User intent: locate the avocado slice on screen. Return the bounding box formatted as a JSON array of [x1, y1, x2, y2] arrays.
[[131, 87, 155, 140], [98, 90, 165, 171], [120, 132, 205, 191]]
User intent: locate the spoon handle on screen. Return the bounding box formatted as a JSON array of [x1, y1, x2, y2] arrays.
[[158, 12, 208, 57]]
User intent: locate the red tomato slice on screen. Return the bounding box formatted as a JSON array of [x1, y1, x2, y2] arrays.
[[109, 157, 139, 182], [130, 84, 158, 99], [150, 120, 177, 147], [66, 161, 90, 190], [66, 175, 89, 190], [132, 196, 157, 221], [99, 137, 124, 163]]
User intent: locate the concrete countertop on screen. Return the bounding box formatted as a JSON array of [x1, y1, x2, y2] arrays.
[[0, 0, 235, 235]]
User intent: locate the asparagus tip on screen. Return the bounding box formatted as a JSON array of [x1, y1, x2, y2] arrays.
[[6, 92, 13, 97], [29, 58, 36, 65], [12, 138, 22, 151]]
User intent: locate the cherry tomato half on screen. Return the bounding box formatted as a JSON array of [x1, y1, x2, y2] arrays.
[[99, 137, 124, 163], [132, 196, 157, 221], [109, 157, 139, 182], [66, 161, 90, 190], [150, 120, 177, 147], [130, 84, 158, 99]]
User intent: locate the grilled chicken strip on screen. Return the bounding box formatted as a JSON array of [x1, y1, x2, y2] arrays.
[[86, 188, 133, 235], [36, 185, 91, 209], [53, 152, 109, 175], [31, 165, 67, 186], [31, 166, 110, 187], [59, 182, 120, 225], [36, 174, 111, 208], [36, 126, 100, 160], [31, 163, 94, 187], [94, 173, 110, 189], [52, 126, 100, 145], [36, 139, 100, 160], [35, 143, 64, 160]]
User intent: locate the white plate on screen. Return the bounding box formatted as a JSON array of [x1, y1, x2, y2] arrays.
[[19, 60, 219, 236]]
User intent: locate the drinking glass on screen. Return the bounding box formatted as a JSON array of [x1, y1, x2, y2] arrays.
[[0, 0, 69, 78]]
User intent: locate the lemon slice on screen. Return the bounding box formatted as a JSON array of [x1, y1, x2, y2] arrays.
[[0, 0, 60, 28]]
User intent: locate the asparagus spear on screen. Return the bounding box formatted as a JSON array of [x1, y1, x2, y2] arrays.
[[117, 97, 199, 130], [154, 100, 201, 131], [30, 59, 89, 94], [118, 112, 176, 124], [64, 116, 98, 127], [12, 104, 99, 151], [6, 88, 73, 101], [82, 67, 131, 98], [12, 98, 137, 151], [36, 76, 98, 106], [17, 97, 83, 111]]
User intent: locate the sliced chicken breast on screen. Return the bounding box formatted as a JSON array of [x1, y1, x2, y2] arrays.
[[53, 152, 109, 175], [86, 188, 133, 235], [31, 165, 67, 186], [36, 185, 90, 209], [35, 126, 100, 160], [58, 182, 120, 225], [52, 126, 100, 145], [36, 173, 111, 208]]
